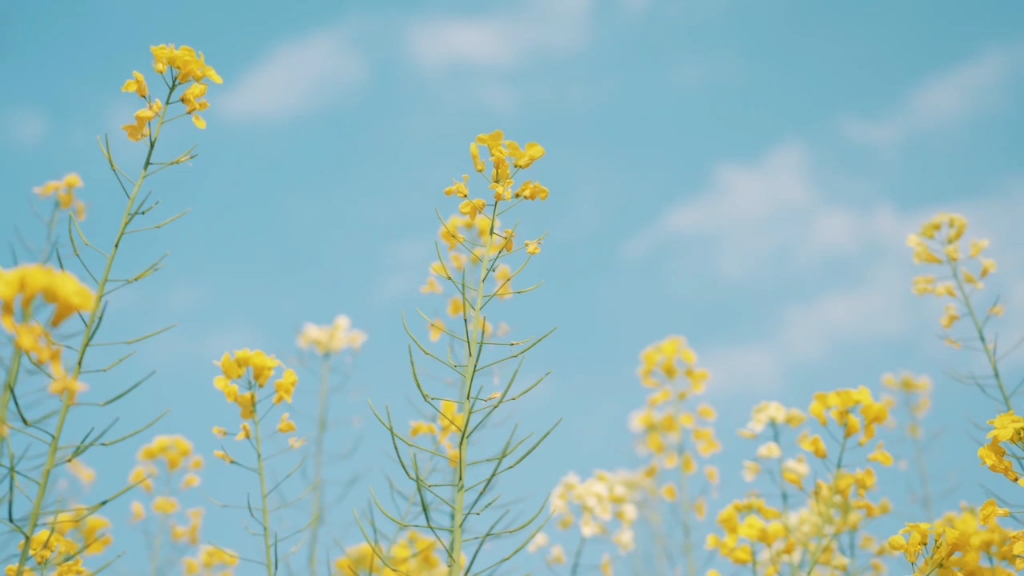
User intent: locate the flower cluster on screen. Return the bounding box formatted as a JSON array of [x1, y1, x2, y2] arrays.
[[735, 402, 808, 486], [542, 469, 654, 556], [49, 508, 114, 558], [0, 264, 96, 402], [333, 531, 458, 575], [628, 336, 720, 505], [212, 349, 298, 420], [808, 386, 892, 447], [127, 434, 206, 554], [409, 400, 466, 467], [8, 528, 94, 575], [121, 44, 222, 141], [128, 434, 203, 495], [33, 173, 87, 221], [979, 411, 1024, 485], [710, 388, 897, 576], [297, 314, 368, 356], [182, 544, 240, 576], [421, 130, 547, 342], [907, 213, 1000, 344], [705, 497, 785, 565], [887, 500, 1024, 573]]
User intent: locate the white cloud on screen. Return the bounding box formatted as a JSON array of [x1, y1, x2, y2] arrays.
[[622, 141, 1024, 390], [4, 107, 49, 147], [705, 264, 910, 390], [841, 46, 1019, 148], [221, 27, 368, 122], [622, 142, 830, 277], [406, 0, 593, 73]]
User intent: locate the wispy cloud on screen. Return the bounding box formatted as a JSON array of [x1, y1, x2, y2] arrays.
[[622, 141, 1024, 390], [841, 46, 1019, 148], [3, 107, 49, 148], [220, 26, 368, 122], [651, 144, 1024, 390], [622, 142, 826, 277], [405, 0, 593, 73], [706, 262, 911, 390]]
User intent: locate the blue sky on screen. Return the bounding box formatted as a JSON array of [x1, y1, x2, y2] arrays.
[[3, 0, 1024, 574]]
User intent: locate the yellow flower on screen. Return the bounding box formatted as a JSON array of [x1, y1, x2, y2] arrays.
[[237, 391, 257, 420], [444, 175, 470, 198], [525, 239, 542, 255], [547, 544, 567, 566], [476, 129, 504, 151], [447, 296, 465, 318], [278, 412, 297, 434], [428, 319, 446, 343], [470, 142, 486, 172], [121, 71, 149, 98], [704, 465, 720, 485], [180, 82, 211, 129], [697, 403, 717, 421], [694, 497, 707, 521], [130, 500, 146, 523], [990, 303, 1005, 317], [940, 303, 960, 329], [410, 421, 439, 437], [458, 198, 487, 221], [78, 515, 113, 555], [128, 465, 155, 493], [980, 257, 997, 277], [660, 483, 678, 502], [867, 441, 894, 467], [178, 473, 201, 491], [152, 496, 180, 515], [273, 368, 299, 404], [741, 460, 761, 483], [797, 432, 828, 459], [212, 426, 228, 438], [67, 459, 96, 488], [515, 180, 550, 201], [214, 450, 233, 464], [507, 141, 546, 169], [494, 264, 513, 300], [420, 276, 443, 294], [755, 441, 782, 459], [236, 422, 252, 441], [979, 499, 1010, 524]]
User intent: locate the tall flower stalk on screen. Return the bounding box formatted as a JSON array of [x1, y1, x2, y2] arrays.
[[2, 43, 221, 576], [350, 131, 556, 576], [295, 314, 367, 574]]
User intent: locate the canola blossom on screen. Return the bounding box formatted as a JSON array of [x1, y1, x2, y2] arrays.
[[5, 39, 1024, 576]]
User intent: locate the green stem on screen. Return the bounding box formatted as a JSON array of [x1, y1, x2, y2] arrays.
[[449, 203, 500, 576], [308, 355, 332, 574], [904, 390, 934, 520], [0, 350, 23, 441], [569, 534, 587, 576], [950, 261, 1012, 412], [679, 450, 695, 576], [150, 515, 165, 576], [253, 385, 275, 576], [13, 82, 177, 575]]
